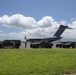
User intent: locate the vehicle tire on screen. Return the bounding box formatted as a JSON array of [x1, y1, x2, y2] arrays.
[[56, 45, 58, 48], [72, 46, 74, 48], [63, 46, 65, 48], [15, 45, 19, 49]]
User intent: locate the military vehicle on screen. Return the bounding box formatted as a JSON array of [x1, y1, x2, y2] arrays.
[[56, 42, 76, 48], [0, 40, 21, 49]]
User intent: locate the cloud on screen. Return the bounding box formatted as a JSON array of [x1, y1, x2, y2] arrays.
[[0, 14, 36, 29], [0, 14, 59, 29], [37, 16, 54, 27], [0, 14, 76, 41], [60, 21, 67, 25]]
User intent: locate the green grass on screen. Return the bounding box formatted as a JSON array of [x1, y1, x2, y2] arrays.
[[0, 48, 76, 75]]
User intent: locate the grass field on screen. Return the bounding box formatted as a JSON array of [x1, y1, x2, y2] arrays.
[[0, 48, 76, 75]]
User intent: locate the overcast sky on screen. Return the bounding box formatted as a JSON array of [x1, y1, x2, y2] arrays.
[[0, 0, 76, 41]]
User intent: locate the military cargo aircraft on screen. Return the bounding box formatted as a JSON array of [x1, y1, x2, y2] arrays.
[[25, 25, 72, 48], [26, 25, 72, 42]]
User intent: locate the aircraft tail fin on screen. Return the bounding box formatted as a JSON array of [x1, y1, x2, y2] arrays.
[[54, 25, 72, 37]]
